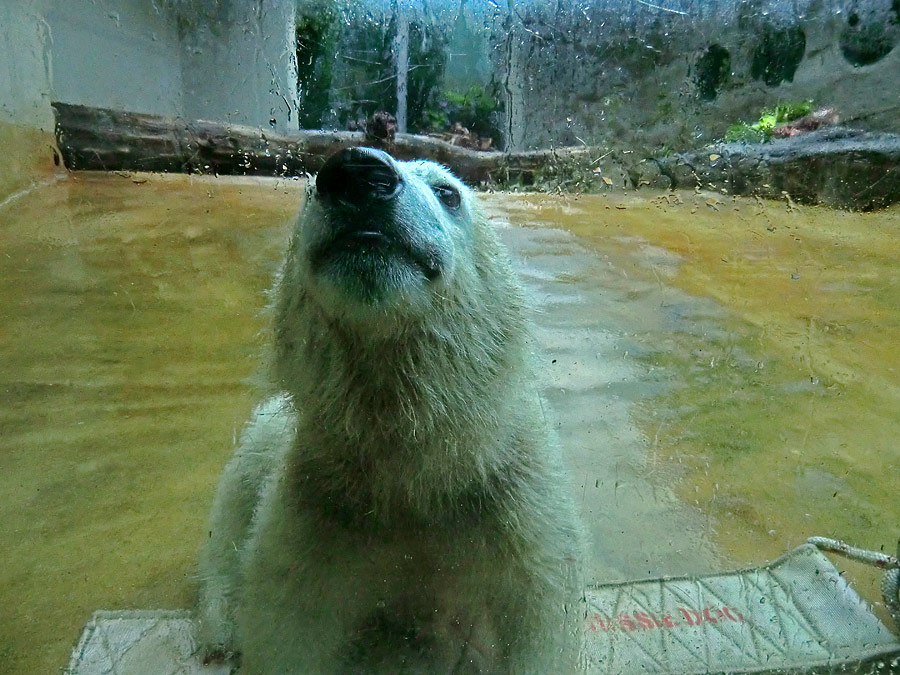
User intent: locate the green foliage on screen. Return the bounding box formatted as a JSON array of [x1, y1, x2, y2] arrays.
[[296, 1, 340, 129], [336, 16, 395, 126], [724, 122, 768, 143], [333, 16, 449, 134], [724, 101, 814, 143], [421, 85, 502, 145], [405, 22, 449, 135], [758, 101, 815, 128]]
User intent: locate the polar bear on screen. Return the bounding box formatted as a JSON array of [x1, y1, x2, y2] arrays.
[[196, 147, 584, 674]]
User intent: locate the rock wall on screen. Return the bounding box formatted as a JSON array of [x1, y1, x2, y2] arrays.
[[487, 0, 900, 153]]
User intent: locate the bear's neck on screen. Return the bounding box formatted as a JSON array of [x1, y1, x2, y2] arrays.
[[273, 297, 534, 526]]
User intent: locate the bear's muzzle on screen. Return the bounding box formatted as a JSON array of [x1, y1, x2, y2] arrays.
[[316, 147, 404, 207], [309, 148, 445, 287]]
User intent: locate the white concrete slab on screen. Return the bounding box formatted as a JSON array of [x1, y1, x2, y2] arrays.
[[66, 609, 233, 675]]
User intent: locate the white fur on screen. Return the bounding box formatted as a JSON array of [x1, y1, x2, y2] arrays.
[[197, 157, 584, 674]]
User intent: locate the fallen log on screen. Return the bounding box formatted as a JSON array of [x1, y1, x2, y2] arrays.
[[655, 127, 900, 210], [52, 102, 599, 186]]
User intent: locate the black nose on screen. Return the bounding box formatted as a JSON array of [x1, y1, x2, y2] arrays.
[[316, 147, 403, 206]]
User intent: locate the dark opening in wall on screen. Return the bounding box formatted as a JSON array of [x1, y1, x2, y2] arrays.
[[695, 44, 731, 101], [840, 1, 900, 67], [750, 26, 806, 87]]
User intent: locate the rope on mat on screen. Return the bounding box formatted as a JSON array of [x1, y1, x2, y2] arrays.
[[808, 535, 900, 631]]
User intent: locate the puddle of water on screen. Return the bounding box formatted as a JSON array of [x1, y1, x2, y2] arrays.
[[2, 174, 897, 674]]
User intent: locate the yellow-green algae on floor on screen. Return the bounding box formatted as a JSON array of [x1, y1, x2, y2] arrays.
[[499, 190, 900, 623], [0, 172, 303, 674]]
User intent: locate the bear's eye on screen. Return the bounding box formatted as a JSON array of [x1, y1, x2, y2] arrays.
[[431, 184, 461, 210]]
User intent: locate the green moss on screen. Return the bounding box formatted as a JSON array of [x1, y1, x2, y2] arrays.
[[724, 122, 768, 143]]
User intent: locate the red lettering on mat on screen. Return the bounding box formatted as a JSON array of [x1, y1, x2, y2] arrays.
[[587, 606, 745, 633]]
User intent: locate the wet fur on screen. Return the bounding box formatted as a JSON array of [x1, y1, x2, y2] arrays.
[[196, 158, 584, 674]]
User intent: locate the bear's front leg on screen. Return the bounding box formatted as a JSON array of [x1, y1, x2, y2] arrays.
[[234, 483, 378, 674], [196, 395, 295, 661], [196, 458, 260, 661], [196, 468, 249, 662]]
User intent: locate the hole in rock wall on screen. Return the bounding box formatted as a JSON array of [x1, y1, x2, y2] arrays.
[[750, 25, 806, 87], [695, 44, 731, 101], [840, 0, 900, 67]]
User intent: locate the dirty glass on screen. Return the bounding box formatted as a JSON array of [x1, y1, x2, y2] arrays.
[[1, 1, 898, 674]]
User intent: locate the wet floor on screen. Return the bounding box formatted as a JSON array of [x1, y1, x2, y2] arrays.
[[0, 172, 301, 674], [490, 190, 900, 619], [1, 173, 898, 674], [491, 214, 722, 581]]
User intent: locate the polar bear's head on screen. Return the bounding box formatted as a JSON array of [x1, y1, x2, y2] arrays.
[[289, 147, 510, 327]]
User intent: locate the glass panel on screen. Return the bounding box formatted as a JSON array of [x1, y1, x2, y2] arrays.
[[2, 1, 898, 673]]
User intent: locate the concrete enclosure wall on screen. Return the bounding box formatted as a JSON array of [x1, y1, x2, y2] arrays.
[[0, 1, 58, 201], [47, 0, 185, 120], [0, 1, 55, 131], [0, 0, 298, 135], [177, 0, 299, 132]]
